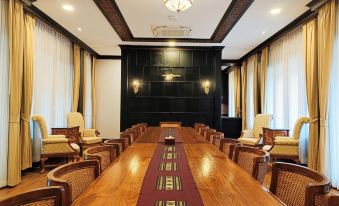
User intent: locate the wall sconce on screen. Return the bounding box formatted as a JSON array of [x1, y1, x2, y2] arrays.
[[132, 80, 140, 94], [202, 80, 210, 95]]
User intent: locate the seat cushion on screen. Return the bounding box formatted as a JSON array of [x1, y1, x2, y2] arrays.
[[82, 136, 102, 144], [70, 143, 81, 153], [238, 137, 259, 146]]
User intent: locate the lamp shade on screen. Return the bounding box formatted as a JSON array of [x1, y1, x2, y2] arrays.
[[164, 0, 193, 13]]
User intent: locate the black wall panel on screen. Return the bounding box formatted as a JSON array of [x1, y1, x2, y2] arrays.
[[120, 46, 223, 130]]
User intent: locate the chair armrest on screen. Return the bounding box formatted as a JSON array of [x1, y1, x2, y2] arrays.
[[48, 135, 66, 138], [83, 129, 97, 137], [274, 136, 299, 145], [219, 138, 238, 151], [43, 137, 69, 144]]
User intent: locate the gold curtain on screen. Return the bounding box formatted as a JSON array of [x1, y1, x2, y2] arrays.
[[252, 55, 259, 116], [7, 0, 24, 186], [91, 56, 97, 128], [21, 14, 35, 170], [72, 44, 81, 112], [83, 51, 90, 125], [241, 61, 247, 129], [234, 68, 241, 117], [260, 47, 268, 113], [317, 0, 336, 173], [303, 18, 319, 170]]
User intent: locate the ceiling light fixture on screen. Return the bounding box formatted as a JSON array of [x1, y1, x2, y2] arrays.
[[62, 4, 74, 12], [164, 0, 193, 13], [270, 8, 281, 15], [77, 27, 82, 31], [168, 41, 176, 47], [262, 31, 266, 34]]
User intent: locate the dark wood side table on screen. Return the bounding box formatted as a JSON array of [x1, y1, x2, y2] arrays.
[[262, 127, 289, 146], [51, 126, 81, 144]]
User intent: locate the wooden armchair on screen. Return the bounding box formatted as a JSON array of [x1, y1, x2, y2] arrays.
[[32, 114, 80, 173], [234, 146, 270, 184], [120, 131, 133, 145], [194, 123, 205, 131], [205, 129, 217, 142], [238, 114, 273, 146], [126, 127, 139, 142], [211, 132, 224, 148], [195, 125, 207, 134], [84, 145, 116, 172], [0, 186, 65, 206], [219, 138, 240, 159], [104, 139, 127, 155], [160, 121, 181, 128], [136, 123, 147, 133], [269, 162, 330, 206], [200, 127, 212, 138], [47, 160, 100, 205], [269, 117, 310, 164], [67, 112, 102, 149]]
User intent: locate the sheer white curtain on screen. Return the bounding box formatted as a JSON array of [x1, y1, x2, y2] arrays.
[[228, 70, 236, 117], [0, 0, 9, 188], [246, 56, 256, 128], [84, 51, 92, 128], [31, 20, 73, 161], [328, 0, 339, 189], [266, 27, 309, 163]]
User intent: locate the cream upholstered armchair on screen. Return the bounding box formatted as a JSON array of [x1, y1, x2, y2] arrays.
[[238, 114, 273, 146], [268, 117, 310, 163], [67, 112, 102, 148], [32, 114, 80, 173]]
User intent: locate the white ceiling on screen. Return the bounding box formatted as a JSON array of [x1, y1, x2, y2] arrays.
[[33, 0, 311, 59], [115, 0, 231, 38]]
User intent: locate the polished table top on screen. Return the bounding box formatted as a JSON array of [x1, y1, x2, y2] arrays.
[[72, 127, 284, 206]]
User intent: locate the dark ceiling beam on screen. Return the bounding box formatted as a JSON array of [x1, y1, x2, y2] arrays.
[[94, 0, 254, 43], [23, 4, 99, 57], [97, 55, 122, 59], [306, 0, 329, 11], [93, 0, 133, 41], [211, 0, 254, 43], [221, 59, 242, 66]]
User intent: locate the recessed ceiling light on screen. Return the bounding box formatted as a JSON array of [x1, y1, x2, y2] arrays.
[[77, 27, 82, 31], [270, 8, 281, 15], [168, 41, 176, 47], [262, 31, 266, 34], [62, 4, 74, 12]]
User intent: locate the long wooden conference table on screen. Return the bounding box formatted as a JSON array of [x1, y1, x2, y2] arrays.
[[72, 127, 284, 206]]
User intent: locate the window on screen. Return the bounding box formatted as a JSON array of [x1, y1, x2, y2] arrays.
[[246, 55, 256, 128], [266, 27, 309, 163], [228, 70, 236, 117], [31, 20, 73, 161], [84, 51, 92, 128]]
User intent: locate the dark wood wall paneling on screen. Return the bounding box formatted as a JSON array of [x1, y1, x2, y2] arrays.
[[121, 46, 223, 131]]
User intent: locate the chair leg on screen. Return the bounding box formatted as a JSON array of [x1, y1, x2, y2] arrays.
[[40, 157, 48, 173], [75, 154, 80, 162]]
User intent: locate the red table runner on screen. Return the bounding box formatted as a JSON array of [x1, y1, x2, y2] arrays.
[[137, 128, 204, 206]]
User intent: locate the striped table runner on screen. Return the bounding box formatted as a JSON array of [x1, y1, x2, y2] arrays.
[[136, 129, 204, 206]]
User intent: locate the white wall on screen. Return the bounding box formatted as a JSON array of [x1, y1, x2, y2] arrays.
[[95, 59, 121, 138]]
